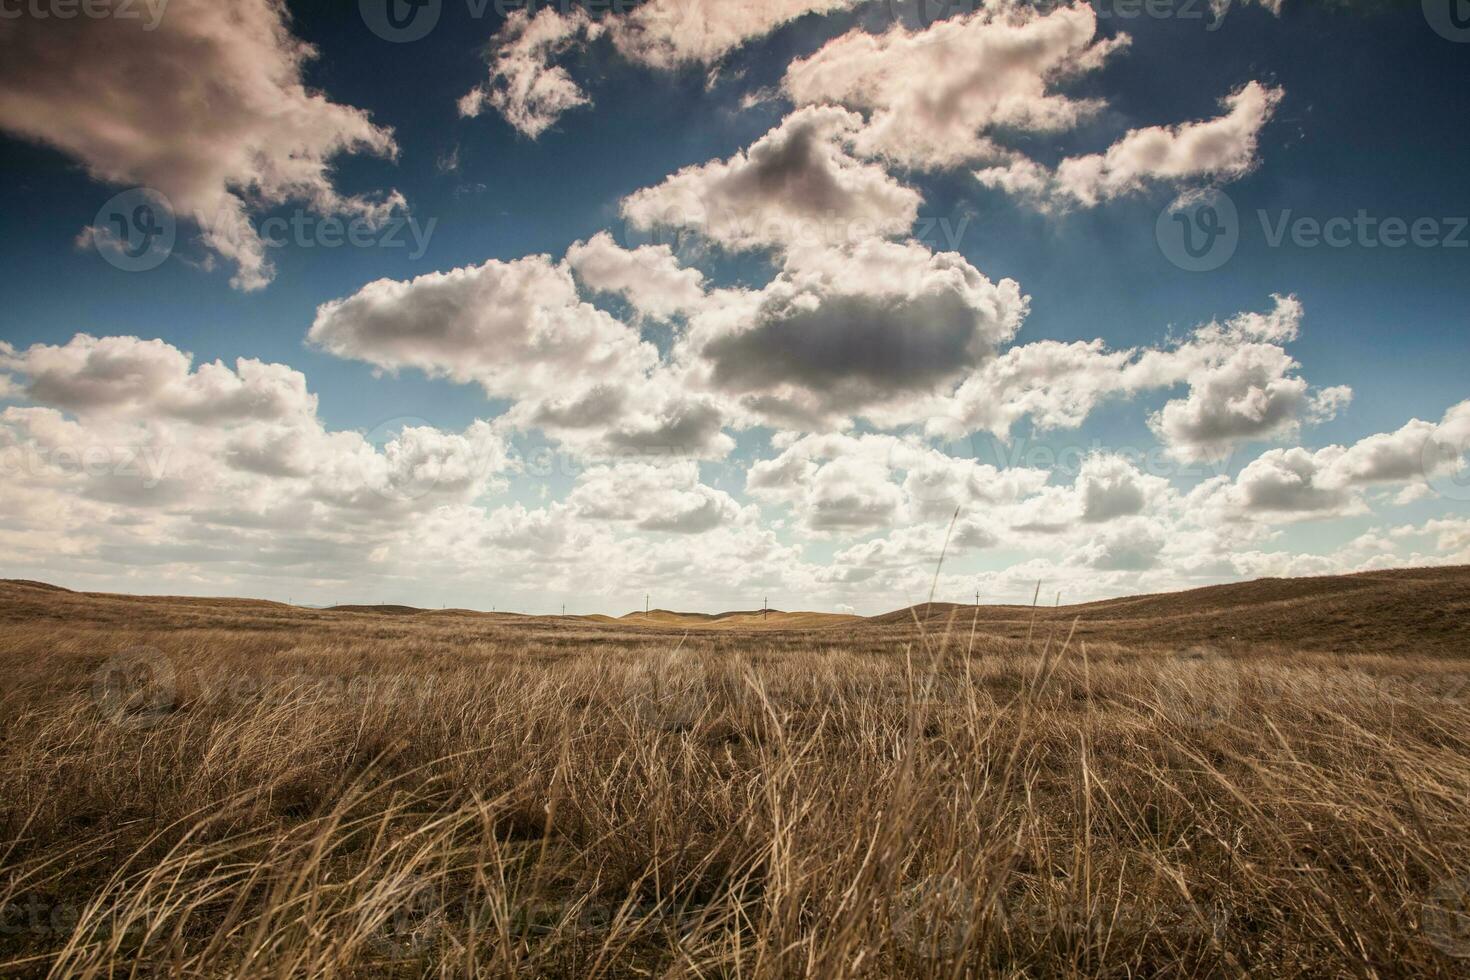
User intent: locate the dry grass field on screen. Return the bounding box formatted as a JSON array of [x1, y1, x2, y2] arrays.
[[2, 567, 1470, 977]]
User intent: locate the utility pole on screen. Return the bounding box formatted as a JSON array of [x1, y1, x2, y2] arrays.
[[975, 589, 980, 607], [561, 603, 566, 617], [762, 596, 768, 620], [645, 594, 650, 617]]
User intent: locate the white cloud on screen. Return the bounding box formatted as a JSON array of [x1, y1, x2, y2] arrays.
[[935, 338, 1139, 437], [306, 248, 739, 463], [1074, 517, 1168, 571], [746, 431, 1048, 534], [0, 336, 513, 590], [4, 333, 1465, 609], [459, 7, 603, 138], [1215, 446, 1361, 517], [0, 0, 402, 290], [832, 519, 999, 583], [461, 0, 861, 136], [977, 81, 1283, 208], [1145, 297, 1350, 462], [680, 239, 1027, 427], [1217, 0, 1286, 19], [747, 434, 908, 532], [0, 334, 317, 424], [608, 0, 861, 70], [1078, 453, 1167, 523], [621, 106, 922, 253], [926, 294, 1345, 463], [307, 255, 658, 403], [566, 231, 708, 321], [517, 387, 736, 461], [1197, 400, 1470, 520], [569, 460, 750, 533], [1150, 346, 1333, 463], [784, 1, 1127, 170]]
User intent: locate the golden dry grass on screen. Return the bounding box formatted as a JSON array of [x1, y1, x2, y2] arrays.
[[1, 570, 1469, 978]]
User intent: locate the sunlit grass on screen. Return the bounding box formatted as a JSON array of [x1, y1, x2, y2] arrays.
[[1, 578, 1468, 977]]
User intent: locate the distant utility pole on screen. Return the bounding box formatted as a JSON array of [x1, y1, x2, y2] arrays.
[[975, 590, 980, 607], [562, 603, 566, 617], [645, 594, 650, 616], [763, 596, 768, 620]]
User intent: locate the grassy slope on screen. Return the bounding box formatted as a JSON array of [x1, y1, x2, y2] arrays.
[[0, 570, 1468, 975], [872, 565, 1470, 656], [8, 564, 1465, 652]]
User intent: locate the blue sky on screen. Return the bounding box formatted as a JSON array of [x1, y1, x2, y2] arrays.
[[0, 0, 1467, 612]]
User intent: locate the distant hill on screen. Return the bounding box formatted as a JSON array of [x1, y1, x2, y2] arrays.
[[326, 604, 425, 615], [2, 565, 1466, 654], [870, 566, 1470, 656], [618, 609, 863, 631]]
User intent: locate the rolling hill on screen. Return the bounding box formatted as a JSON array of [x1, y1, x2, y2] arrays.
[[617, 608, 863, 630], [1, 565, 1466, 654], [871, 565, 1470, 656]]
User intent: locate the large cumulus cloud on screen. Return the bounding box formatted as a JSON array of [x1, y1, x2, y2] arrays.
[[0, 0, 403, 290], [784, 1, 1126, 170], [621, 106, 922, 253], [681, 239, 1028, 427]]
